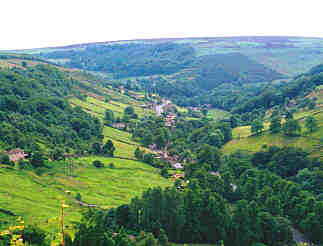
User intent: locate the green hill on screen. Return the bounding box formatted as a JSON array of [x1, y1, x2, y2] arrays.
[[17, 36, 323, 114], [0, 157, 171, 232], [222, 89, 323, 159], [0, 54, 170, 234]]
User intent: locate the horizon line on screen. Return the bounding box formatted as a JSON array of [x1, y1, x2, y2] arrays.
[[4, 35, 323, 52]]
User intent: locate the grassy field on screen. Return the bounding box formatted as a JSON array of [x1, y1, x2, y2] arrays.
[[222, 110, 323, 159], [102, 126, 148, 159], [207, 109, 231, 121], [70, 95, 149, 119], [0, 157, 171, 232], [70, 94, 152, 159]]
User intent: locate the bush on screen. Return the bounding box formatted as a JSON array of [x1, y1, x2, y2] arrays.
[[34, 167, 48, 176], [108, 162, 115, 169], [22, 225, 47, 245], [75, 193, 82, 201], [160, 168, 169, 178], [0, 154, 13, 166], [18, 160, 31, 170], [93, 160, 104, 168]]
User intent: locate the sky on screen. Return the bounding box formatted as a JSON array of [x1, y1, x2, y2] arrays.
[[1, 0, 323, 50]]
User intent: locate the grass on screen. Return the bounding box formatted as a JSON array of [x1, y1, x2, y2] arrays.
[[103, 126, 151, 159], [222, 110, 323, 159], [70, 95, 148, 119], [0, 157, 171, 232], [103, 126, 137, 146], [70, 95, 152, 159], [207, 108, 231, 121]]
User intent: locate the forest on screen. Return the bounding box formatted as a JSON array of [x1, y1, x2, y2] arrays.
[[0, 64, 103, 161], [71, 147, 322, 246]]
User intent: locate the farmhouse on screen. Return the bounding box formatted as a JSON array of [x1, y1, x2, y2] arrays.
[[4, 148, 28, 162], [112, 123, 126, 129], [172, 173, 185, 180], [165, 113, 176, 127], [173, 163, 183, 169]]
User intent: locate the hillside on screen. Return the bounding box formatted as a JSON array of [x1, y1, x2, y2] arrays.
[[0, 54, 172, 235], [0, 157, 171, 232], [1, 42, 322, 246], [222, 87, 323, 159], [13, 36, 323, 77], [12, 36, 323, 114]]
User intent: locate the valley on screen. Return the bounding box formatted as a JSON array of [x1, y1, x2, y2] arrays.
[[0, 37, 322, 246]]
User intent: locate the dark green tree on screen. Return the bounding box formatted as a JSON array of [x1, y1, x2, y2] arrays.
[[30, 151, 45, 168], [283, 119, 301, 136], [102, 140, 115, 157], [93, 160, 104, 168], [305, 116, 318, 133], [105, 109, 115, 125], [0, 154, 12, 166], [196, 144, 221, 170], [251, 119, 264, 135], [124, 106, 135, 116], [269, 117, 281, 133], [134, 147, 144, 160], [92, 142, 102, 154], [160, 167, 169, 178]]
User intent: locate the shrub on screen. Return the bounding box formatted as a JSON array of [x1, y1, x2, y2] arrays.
[[22, 225, 47, 245], [93, 160, 104, 168], [75, 193, 82, 201], [108, 162, 115, 169], [160, 168, 169, 178], [18, 160, 31, 170], [0, 154, 13, 166]]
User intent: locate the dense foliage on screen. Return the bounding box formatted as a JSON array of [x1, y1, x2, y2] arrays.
[[0, 65, 103, 153], [40, 43, 195, 78], [131, 115, 232, 167], [75, 147, 322, 245]]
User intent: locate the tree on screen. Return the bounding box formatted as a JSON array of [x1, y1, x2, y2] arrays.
[[160, 167, 169, 178], [30, 151, 45, 168], [208, 130, 224, 147], [196, 144, 221, 170], [93, 160, 104, 168], [269, 117, 281, 134], [229, 115, 239, 128], [285, 110, 293, 119], [75, 193, 82, 201], [92, 142, 102, 154], [143, 153, 155, 165], [283, 119, 301, 136], [157, 229, 169, 246], [0, 154, 13, 166], [50, 148, 65, 161], [22, 225, 47, 245], [105, 95, 111, 103], [18, 159, 31, 170], [105, 109, 115, 125], [305, 116, 318, 133], [124, 106, 135, 116], [135, 147, 144, 160], [251, 119, 264, 135], [308, 101, 316, 110], [102, 140, 115, 157], [201, 108, 208, 117]]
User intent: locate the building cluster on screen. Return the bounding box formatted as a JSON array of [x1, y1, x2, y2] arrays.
[[165, 113, 176, 127], [148, 145, 183, 170], [3, 148, 28, 162], [111, 122, 126, 130]]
